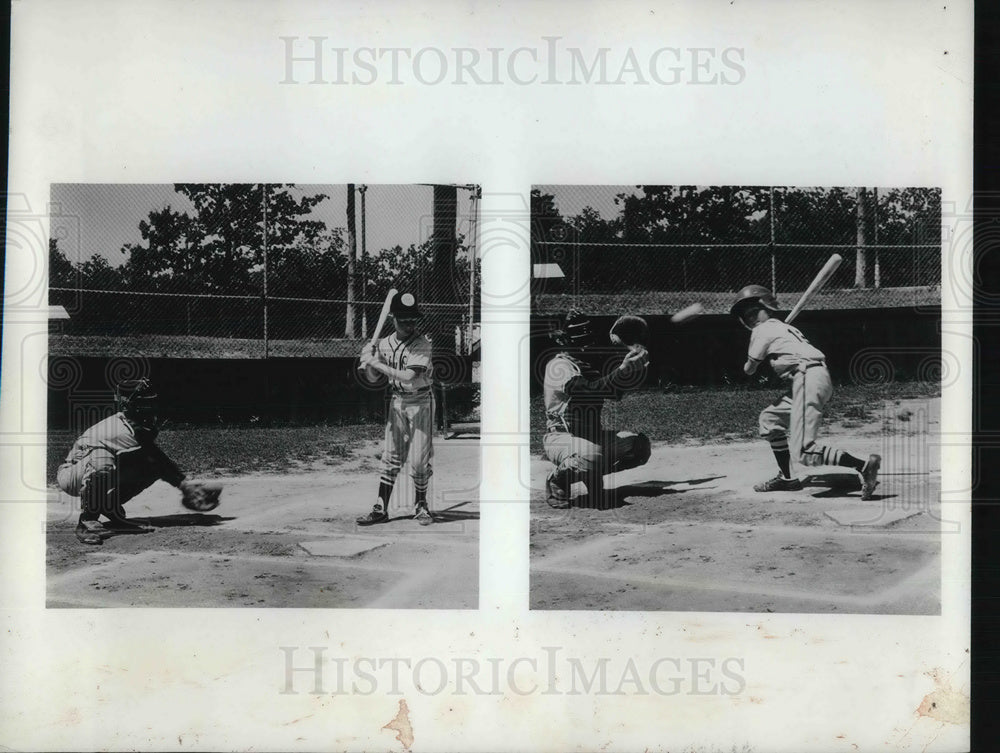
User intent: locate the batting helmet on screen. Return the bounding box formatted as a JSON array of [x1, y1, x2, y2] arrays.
[[390, 291, 424, 320], [730, 285, 780, 328], [115, 378, 160, 430]]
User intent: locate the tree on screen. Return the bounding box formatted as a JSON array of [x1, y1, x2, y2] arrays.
[[121, 184, 329, 294], [49, 238, 77, 288]]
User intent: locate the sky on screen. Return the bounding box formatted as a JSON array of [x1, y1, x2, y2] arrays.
[[534, 185, 642, 223], [49, 184, 479, 266]]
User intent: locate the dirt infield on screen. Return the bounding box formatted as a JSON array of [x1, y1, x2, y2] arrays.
[[530, 397, 941, 614], [46, 439, 479, 609]]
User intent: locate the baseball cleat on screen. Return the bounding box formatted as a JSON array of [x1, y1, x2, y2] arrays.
[[413, 504, 433, 526], [75, 519, 106, 545], [753, 474, 804, 492], [860, 454, 881, 500], [545, 469, 571, 509], [356, 505, 389, 526]]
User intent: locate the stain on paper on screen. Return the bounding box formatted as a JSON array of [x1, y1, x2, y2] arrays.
[[382, 698, 414, 750], [916, 671, 969, 725]]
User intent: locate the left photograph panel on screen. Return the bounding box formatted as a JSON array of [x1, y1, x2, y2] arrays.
[[46, 183, 481, 609]]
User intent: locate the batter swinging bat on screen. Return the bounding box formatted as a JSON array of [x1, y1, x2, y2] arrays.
[[784, 254, 842, 325], [368, 288, 398, 352]]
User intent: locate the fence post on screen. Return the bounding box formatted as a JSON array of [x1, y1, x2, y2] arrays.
[[873, 187, 881, 288], [262, 183, 270, 359], [769, 187, 777, 292], [359, 184, 368, 338]]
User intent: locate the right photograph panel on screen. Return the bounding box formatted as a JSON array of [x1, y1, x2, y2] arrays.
[[529, 185, 942, 614]]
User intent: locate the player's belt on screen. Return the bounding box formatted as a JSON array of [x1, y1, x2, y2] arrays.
[[798, 361, 827, 372], [393, 387, 433, 397], [546, 426, 568, 433]]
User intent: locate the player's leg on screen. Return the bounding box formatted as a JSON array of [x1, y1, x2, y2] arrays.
[[358, 397, 405, 525], [104, 449, 160, 530], [59, 454, 105, 545], [795, 367, 881, 498], [409, 396, 435, 525], [756, 392, 802, 491], [542, 432, 603, 508]]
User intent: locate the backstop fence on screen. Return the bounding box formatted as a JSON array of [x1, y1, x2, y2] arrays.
[[530, 185, 941, 315], [49, 183, 482, 359]]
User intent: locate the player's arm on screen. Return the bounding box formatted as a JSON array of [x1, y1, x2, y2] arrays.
[[744, 325, 773, 376], [142, 442, 186, 487], [365, 361, 422, 382], [566, 347, 648, 397]]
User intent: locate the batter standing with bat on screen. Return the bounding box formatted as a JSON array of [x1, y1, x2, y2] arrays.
[[730, 285, 880, 499], [357, 291, 435, 526]]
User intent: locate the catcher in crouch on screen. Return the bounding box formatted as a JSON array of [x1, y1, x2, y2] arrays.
[[730, 285, 880, 498], [56, 378, 215, 545], [542, 312, 651, 509]]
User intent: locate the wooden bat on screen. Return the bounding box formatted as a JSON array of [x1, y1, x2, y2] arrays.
[[670, 302, 705, 324], [784, 254, 842, 325], [368, 288, 397, 352], [358, 288, 397, 374]]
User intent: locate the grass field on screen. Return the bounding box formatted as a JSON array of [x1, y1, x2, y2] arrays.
[[533, 287, 941, 316], [528, 380, 941, 453], [46, 423, 384, 483]]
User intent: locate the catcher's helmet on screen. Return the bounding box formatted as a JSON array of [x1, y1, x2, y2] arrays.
[[115, 378, 159, 430], [551, 310, 597, 349], [730, 285, 780, 328], [390, 291, 424, 320]]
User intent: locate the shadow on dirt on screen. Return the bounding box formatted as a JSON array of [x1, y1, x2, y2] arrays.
[[803, 472, 897, 501], [142, 513, 236, 527], [432, 501, 479, 522]]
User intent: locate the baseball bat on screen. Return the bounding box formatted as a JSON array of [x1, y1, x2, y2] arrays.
[[670, 302, 706, 324], [368, 288, 398, 352], [784, 254, 842, 325]]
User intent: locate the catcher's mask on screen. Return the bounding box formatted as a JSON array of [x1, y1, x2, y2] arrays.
[[390, 292, 424, 321], [115, 378, 160, 430], [730, 285, 780, 330], [551, 311, 597, 350]]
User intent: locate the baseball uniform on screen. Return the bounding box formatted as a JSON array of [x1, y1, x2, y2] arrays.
[[57, 412, 185, 517], [748, 318, 855, 469], [375, 331, 435, 507], [543, 351, 651, 504]]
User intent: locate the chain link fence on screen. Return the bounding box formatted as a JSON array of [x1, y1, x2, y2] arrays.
[[49, 183, 481, 359], [531, 185, 941, 315]]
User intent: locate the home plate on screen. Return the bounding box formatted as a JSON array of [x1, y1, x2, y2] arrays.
[[299, 537, 390, 557], [824, 506, 924, 527]]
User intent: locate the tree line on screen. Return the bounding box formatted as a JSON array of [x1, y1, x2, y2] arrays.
[[50, 183, 475, 309], [531, 186, 941, 292]]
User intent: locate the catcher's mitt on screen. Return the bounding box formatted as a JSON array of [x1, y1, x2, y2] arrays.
[[609, 315, 649, 347], [180, 480, 222, 512]]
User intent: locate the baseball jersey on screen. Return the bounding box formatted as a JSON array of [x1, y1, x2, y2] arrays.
[[748, 318, 826, 380], [377, 332, 433, 394], [544, 353, 629, 439], [61, 412, 185, 486]]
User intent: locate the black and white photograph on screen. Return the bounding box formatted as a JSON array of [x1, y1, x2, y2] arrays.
[[2, 1, 972, 751], [530, 184, 944, 614], [46, 183, 481, 608]]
